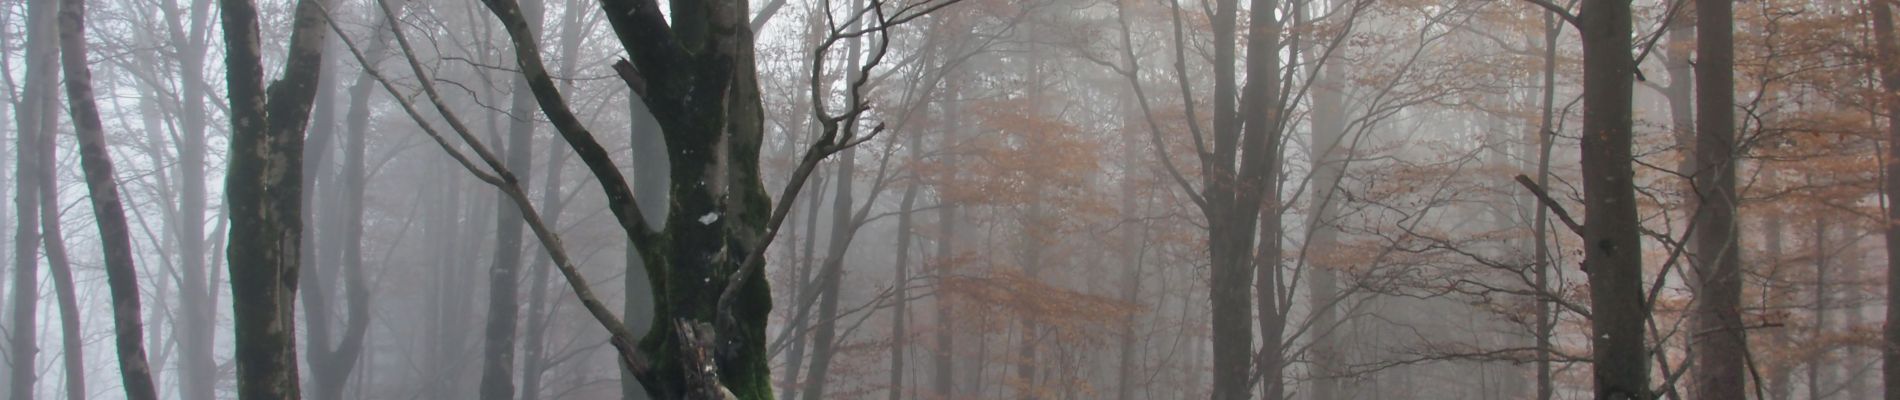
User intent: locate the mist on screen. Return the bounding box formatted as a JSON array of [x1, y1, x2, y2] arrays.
[[0, 0, 1886, 399]]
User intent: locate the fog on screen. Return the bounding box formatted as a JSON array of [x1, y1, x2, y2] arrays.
[[0, 0, 1885, 398]]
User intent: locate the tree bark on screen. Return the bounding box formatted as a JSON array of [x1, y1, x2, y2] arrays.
[[933, 79, 963, 400], [1688, 0, 1743, 397], [159, 0, 219, 394], [219, 0, 332, 395], [1874, 0, 1900, 398], [889, 116, 922, 400], [1577, 0, 1650, 396], [55, 0, 162, 393], [800, 143, 857, 400], [40, 118, 88, 400], [1530, 11, 1561, 400], [1810, 219, 1830, 400], [7, 0, 58, 393], [478, 0, 545, 398]]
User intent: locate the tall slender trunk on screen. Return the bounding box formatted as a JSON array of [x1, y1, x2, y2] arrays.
[[777, 172, 824, 400], [1304, 4, 1347, 395], [57, 0, 161, 392], [1871, 0, 1900, 397], [7, 0, 58, 393], [1577, 0, 1649, 396], [1766, 215, 1794, 400], [1688, 0, 1742, 397], [619, 70, 667, 400], [478, 1, 545, 398], [1810, 219, 1830, 400], [41, 102, 88, 400], [306, 10, 395, 400], [889, 125, 922, 400], [522, 5, 586, 398], [162, 0, 218, 395], [1530, 11, 1560, 400], [1114, 87, 1146, 400], [933, 82, 963, 400], [801, 145, 857, 400]]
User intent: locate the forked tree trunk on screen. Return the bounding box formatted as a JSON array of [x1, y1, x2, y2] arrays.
[[218, 0, 332, 395]]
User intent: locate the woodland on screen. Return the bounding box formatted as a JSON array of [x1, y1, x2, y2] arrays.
[[0, 0, 1893, 398]]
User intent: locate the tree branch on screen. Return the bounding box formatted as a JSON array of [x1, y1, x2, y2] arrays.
[[1515, 174, 1584, 237]]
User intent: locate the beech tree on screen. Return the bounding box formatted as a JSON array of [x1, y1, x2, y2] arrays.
[[218, 0, 332, 395]]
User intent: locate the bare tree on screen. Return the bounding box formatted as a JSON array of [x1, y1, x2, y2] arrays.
[[55, 0, 162, 393], [1688, 0, 1743, 397], [7, 0, 59, 394], [218, 0, 333, 395]]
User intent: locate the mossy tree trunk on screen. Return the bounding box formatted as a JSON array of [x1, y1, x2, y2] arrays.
[[218, 0, 332, 395]]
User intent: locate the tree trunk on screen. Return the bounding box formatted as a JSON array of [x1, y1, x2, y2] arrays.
[[305, 11, 394, 400], [1688, 0, 1742, 397], [889, 119, 922, 400], [1114, 87, 1146, 400], [1810, 219, 1830, 400], [801, 145, 857, 400], [41, 106, 88, 400], [219, 0, 332, 396], [1577, 0, 1649, 396], [56, 0, 162, 393], [160, 0, 219, 395], [478, 1, 545, 398], [933, 79, 963, 400], [1530, 10, 1561, 400], [7, 0, 58, 393], [1873, 0, 1900, 398], [1304, 5, 1347, 395], [619, 74, 666, 400], [520, 3, 587, 398]]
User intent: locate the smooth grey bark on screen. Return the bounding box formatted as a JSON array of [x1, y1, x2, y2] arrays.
[[39, 106, 87, 400], [303, 10, 395, 400], [776, 170, 825, 400], [618, 79, 665, 400], [1687, 0, 1743, 397], [56, 0, 161, 392], [1810, 219, 1831, 400], [933, 81, 962, 400], [1304, 4, 1347, 396], [1113, 86, 1147, 400], [219, 0, 332, 395], [159, 0, 219, 394], [800, 145, 857, 400], [1530, 11, 1561, 400], [478, 0, 545, 398], [888, 110, 923, 400], [7, 0, 57, 393], [521, 2, 586, 398]]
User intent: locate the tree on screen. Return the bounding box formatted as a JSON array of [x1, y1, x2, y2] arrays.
[[1876, 0, 1900, 398], [55, 0, 163, 393], [1688, 0, 1743, 396], [218, 0, 333, 396], [7, 0, 60, 394], [1573, 0, 1648, 396], [478, 0, 545, 397]]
